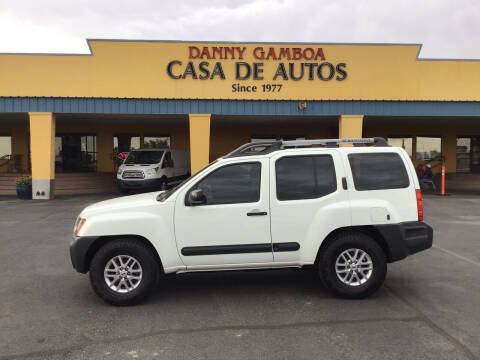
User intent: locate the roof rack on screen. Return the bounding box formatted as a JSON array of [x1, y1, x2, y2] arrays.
[[225, 137, 389, 158]]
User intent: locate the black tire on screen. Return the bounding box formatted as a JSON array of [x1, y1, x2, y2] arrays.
[[89, 238, 160, 306], [318, 231, 387, 299], [120, 188, 130, 195]]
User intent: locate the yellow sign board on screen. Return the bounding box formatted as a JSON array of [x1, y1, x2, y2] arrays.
[[0, 40, 479, 101]]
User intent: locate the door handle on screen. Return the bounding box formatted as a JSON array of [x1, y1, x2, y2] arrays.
[[247, 211, 268, 216]]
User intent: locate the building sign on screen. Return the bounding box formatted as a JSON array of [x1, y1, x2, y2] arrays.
[[1, 40, 480, 101], [167, 46, 347, 93]]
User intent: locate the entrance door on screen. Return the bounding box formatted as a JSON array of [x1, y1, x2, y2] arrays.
[[56, 134, 96, 172], [174, 158, 273, 268]]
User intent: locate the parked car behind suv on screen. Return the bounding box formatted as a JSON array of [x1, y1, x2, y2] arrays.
[[71, 138, 433, 305], [117, 148, 190, 193]]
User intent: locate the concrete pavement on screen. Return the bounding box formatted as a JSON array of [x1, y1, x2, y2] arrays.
[[0, 194, 478, 359]]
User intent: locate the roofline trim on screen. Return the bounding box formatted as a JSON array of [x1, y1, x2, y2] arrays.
[[0, 39, 479, 61]]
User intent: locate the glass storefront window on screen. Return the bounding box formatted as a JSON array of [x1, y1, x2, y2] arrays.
[[143, 136, 170, 148], [416, 137, 442, 161], [0, 136, 12, 158], [457, 137, 480, 173], [456, 137, 471, 172], [388, 137, 413, 157], [113, 136, 141, 153]]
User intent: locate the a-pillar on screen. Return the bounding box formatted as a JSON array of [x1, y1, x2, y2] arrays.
[[189, 114, 211, 175], [339, 115, 364, 144], [29, 112, 55, 199]]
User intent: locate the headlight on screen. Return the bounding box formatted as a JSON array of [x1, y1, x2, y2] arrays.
[[146, 167, 159, 176], [117, 168, 123, 175], [74, 218, 86, 237]]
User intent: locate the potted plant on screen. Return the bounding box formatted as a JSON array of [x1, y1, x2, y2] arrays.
[[16, 175, 32, 200]]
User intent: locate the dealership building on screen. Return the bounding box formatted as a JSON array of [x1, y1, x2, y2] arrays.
[[1, 40, 480, 198]]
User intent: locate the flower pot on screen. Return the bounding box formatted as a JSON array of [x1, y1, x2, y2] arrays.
[[16, 184, 32, 200]]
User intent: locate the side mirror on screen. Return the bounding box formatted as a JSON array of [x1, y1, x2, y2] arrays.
[[188, 189, 206, 206], [162, 159, 174, 168]]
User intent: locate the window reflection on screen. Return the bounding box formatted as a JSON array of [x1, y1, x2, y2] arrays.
[[0, 136, 12, 158], [144, 136, 170, 149], [388, 137, 412, 157], [416, 137, 442, 161]]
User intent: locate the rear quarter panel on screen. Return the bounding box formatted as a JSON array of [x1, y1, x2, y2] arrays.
[[341, 147, 418, 226]]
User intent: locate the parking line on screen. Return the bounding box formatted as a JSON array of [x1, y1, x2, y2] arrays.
[[433, 245, 480, 268]]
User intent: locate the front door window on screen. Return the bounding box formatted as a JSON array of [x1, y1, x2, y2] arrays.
[[190, 162, 261, 205]]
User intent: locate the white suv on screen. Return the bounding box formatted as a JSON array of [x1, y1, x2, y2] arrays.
[[70, 138, 433, 305]]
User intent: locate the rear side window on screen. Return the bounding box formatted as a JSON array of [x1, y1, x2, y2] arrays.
[[276, 155, 337, 201], [348, 153, 410, 191]]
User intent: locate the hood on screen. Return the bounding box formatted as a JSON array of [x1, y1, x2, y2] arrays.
[[81, 191, 163, 216]]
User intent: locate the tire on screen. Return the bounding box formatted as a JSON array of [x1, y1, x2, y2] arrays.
[[119, 188, 130, 195], [89, 238, 160, 306], [318, 231, 387, 299]]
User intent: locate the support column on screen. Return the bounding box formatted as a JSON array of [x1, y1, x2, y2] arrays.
[[443, 134, 457, 173], [29, 112, 55, 199], [96, 131, 114, 172], [339, 115, 364, 144], [189, 114, 211, 175]]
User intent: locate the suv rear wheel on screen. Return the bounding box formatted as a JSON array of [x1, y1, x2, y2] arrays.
[[318, 232, 387, 299], [89, 238, 160, 306]]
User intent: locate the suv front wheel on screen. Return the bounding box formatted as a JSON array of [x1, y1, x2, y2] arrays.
[[89, 238, 160, 306], [318, 232, 387, 299]]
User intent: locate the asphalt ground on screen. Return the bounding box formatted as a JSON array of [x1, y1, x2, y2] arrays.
[[0, 193, 479, 359]]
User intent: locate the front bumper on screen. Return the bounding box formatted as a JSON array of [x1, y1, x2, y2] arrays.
[[374, 221, 433, 262], [117, 178, 162, 190], [70, 236, 100, 273]]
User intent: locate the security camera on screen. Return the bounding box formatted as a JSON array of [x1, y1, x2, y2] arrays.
[[298, 101, 307, 110]]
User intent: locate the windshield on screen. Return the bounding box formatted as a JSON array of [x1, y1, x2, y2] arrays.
[[124, 150, 164, 165]]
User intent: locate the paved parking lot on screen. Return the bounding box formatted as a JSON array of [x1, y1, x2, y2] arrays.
[[0, 193, 479, 359]]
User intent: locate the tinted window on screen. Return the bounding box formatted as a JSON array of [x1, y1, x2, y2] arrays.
[[163, 152, 172, 168], [192, 162, 261, 205], [276, 155, 337, 201], [348, 153, 410, 190]]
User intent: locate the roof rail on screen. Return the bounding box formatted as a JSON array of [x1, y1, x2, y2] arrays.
[[225, 137, 389, 158]]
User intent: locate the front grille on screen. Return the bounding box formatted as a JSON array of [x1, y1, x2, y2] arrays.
[[122, 170, 145, 179]]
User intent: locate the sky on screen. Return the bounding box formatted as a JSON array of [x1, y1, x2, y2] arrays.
[[0, 0, 479, 59]]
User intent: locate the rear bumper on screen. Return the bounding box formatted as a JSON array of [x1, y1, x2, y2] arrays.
[[117, 178, 162, 189], [374, 221, 433, 262]]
